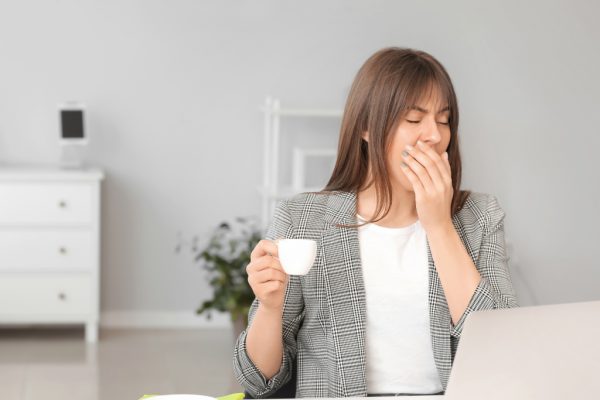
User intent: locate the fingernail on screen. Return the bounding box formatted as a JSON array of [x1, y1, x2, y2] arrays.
[[401, 150, 409, 157], [401, 162, 408, 168], [405, 144, 413, 151]]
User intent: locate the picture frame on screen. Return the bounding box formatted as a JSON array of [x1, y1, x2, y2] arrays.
[[292, 148, 337, 192]]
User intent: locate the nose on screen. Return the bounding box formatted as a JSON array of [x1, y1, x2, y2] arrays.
[[419, 119, 442, 146]]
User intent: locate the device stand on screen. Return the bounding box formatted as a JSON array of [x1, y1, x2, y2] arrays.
[[59, 144, 85, 168]]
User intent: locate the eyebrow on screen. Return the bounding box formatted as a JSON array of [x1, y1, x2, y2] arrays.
[[408, 105, 450, 114]]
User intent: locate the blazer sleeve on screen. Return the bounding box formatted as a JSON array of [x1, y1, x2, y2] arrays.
[[450, 195, 519, 338], [233, 199, 305, 398]]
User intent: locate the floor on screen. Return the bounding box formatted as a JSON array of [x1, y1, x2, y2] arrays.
[[0, 326, 243, 400]]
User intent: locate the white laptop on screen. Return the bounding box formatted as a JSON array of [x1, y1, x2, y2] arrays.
[[444, 300, 600, 400]]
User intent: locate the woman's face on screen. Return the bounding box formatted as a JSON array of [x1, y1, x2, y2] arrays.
[[371, 94, 452, 193]]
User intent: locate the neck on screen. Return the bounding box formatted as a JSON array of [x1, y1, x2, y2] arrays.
[[356, 180, 418, 228]]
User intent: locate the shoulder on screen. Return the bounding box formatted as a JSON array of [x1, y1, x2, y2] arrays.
[[281, 191, 332, 211], [456, 191, 506, 235], [270, 191, 353, 239], [279, 190, 351, 219]]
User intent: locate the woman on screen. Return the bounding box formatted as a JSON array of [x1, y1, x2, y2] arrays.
[[234, 47, 518, 397]]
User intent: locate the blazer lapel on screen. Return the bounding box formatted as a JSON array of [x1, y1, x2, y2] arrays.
[[426, 213, 476, 390], [320, 192, 368, 397], [426, 240, 452, 389]]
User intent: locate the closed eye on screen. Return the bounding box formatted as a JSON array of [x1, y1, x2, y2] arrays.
[[406, 120, 449, 125]]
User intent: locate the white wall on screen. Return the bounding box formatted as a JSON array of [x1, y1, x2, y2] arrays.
[[0, 0, 598, 322]]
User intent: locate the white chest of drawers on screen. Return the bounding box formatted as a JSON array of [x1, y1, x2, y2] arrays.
[[0, 166, 104, 342]]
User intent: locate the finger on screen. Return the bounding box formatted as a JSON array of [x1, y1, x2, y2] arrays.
[[250, 239, 279, 260], [400, 161, 425, 196], [252, 267, 288, 285], [404, 142, 444, 192], [262, 280, 286, 294], [416, 141, 452, 186], [442, 151, 452, 176], [402, 145, 435, 191], [246, 254, 284, 274]]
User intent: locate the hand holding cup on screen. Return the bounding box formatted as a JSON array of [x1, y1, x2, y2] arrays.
[[246, 240, 288, 312], [246, 239, 317, 312]]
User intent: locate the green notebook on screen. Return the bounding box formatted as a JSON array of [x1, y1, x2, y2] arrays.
[[140, 393, 244, 400]]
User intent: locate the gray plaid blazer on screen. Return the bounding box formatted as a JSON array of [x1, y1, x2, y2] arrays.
[[234, 190, 518, 397]]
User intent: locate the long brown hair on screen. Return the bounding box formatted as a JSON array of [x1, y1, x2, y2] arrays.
[[323, 47, 470, 225]]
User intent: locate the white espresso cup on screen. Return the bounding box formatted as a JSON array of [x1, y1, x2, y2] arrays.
[[277, 239, 317, 275]]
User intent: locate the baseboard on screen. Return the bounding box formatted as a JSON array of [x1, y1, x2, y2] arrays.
[[100, 310, 231, 329]]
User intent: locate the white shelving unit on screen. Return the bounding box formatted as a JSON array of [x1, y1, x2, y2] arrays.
[[259, 96, 343, 229]]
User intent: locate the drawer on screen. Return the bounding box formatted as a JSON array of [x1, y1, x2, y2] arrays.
[[0, 230, 93, 272], [0, 274, 91, 315], [0, 182, 93, 225]]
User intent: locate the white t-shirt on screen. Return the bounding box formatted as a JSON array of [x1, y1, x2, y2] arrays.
[[357, 215, 443, 395]]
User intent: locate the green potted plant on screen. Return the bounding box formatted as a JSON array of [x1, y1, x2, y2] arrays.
[[191, 216, 262, 337]]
